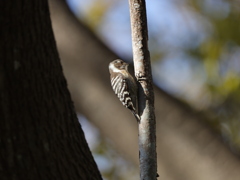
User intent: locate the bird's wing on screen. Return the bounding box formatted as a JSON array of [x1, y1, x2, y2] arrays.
[[111, 74, 136, 112]]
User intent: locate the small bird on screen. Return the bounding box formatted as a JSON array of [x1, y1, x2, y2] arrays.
[[109, 59, 140, 122]]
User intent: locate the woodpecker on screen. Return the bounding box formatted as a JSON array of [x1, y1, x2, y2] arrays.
[[109, 59, 140, 122]]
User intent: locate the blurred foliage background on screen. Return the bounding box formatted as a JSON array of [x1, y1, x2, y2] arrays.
[[67, 0, 240, 179]]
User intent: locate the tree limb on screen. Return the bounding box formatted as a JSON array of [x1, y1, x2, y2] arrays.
[[128, 0, 157, 179]]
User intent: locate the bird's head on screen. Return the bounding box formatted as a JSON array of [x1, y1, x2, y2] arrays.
[[109, 59, 129, 73]]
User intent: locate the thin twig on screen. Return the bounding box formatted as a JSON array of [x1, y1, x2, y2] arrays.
[[128, 0, 157, 179]]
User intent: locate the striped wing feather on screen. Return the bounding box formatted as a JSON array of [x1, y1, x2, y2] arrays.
[[111, 74, 136, 112]]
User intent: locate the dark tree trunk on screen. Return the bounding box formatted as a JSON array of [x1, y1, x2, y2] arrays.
[[0, 1, 102, 180]]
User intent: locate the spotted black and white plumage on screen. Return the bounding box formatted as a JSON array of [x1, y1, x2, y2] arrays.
[[109, 59, 140, 122]]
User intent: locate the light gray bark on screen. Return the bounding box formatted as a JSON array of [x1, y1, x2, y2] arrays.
[[128, 0, 157, 179]]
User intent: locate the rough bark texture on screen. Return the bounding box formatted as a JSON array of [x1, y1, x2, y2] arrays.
[[128, 0, 157, 179], [0, 1, 102, 180], [50, 1, 240, 180]]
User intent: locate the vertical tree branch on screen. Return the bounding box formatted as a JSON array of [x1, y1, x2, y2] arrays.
[[128, 0, 157, 179]]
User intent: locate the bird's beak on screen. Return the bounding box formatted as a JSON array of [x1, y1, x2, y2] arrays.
[[123, 62, 129, 70]]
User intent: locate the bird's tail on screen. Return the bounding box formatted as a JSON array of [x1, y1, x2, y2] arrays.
[[132, 111, 140, 123]]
